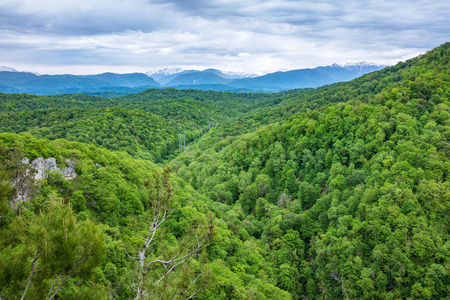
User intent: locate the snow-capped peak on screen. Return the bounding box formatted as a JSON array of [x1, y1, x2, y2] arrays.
[[219, 70, 259, 78], [335, 61, 386, 68], [147, 67, 184, 77], [0, 66, 18, 72]]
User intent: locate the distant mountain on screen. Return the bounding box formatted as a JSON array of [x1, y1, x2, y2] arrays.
[[0, 66, 18, 72], [229, 63, 386, 91], [149, 68, 258, 85], [0, 72, 160, 95], [147, 67, 185, 84], [314, 62, 386, 81], [0, 71, 38, 86], [164, 70, 232, 87], [148, 67, 184, 77], [199, 68, 258, 79], [0, 63, 386, 95], [218, 70, 259, 79], [150, 70, 198, 85], [151, 63, 385, 92], [0, 85, 18, 93], [84, 73, 160, 87]]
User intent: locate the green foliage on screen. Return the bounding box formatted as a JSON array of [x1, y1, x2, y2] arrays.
[[0, 88, 288, 163], [0, 93, 112, 112], [0, 107, 178, 161], [0, 199, 106, 299], [1, 42, 450, 299], [170, 42, 450, 299]]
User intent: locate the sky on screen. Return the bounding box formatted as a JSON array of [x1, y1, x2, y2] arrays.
[[0, 0, 448, 75]]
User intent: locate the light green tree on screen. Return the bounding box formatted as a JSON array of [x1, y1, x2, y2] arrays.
[[0, 199, 106, 299]]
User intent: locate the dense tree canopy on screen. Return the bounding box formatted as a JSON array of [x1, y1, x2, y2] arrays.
[[0, 42, 449, 299], [0, 88, 289, 163]]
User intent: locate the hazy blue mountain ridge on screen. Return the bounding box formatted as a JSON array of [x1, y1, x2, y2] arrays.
[[149, 68, 256, 85], [0, 71, 160, 95], [164, 70, 233, 86], [84, 72, 160, 87], [0, 63, 385, 95], [149, 69, 198, 85], [228, 63, 386, 91]]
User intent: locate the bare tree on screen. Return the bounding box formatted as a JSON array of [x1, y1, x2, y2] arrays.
[[130, 166, 213, 299]]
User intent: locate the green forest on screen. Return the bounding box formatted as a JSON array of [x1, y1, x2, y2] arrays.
[[0, 42, 449, 299]]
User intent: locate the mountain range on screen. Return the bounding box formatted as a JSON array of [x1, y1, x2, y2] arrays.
[[0, 42, 449, 300], [0, 72, 160, 95], [0, 66, 18, 72], [0, 63, 385, 95]]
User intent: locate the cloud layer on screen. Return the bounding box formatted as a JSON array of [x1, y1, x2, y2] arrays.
[[0, 0, 448, 74]]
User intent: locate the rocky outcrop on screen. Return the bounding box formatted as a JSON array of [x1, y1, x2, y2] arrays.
[[29, 157, 77, 180], [62, 160, 77, 180], [31, 157, 58, 180], [10, 157, 77, 208]]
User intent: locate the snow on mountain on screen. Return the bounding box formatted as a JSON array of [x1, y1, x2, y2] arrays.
[[219, 70, 259, 79], [147, 67, 259, 81], [0, 66, 18, 72], [148, 68, 199, 85], [146, 67, 185, 77], [335, 61, 388, 69]]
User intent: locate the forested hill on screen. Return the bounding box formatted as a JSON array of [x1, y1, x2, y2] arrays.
[[170, 42, 450, 298], [193, 42, 450, 150], [0, 89, 288, 162], [0, 42, 449, 299]]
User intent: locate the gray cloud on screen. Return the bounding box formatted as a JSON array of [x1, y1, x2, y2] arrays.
[[0, 0, 448, 74], [0, 0, 182, 35]]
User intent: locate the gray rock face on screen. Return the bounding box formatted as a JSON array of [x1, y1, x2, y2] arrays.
[[62, 160, 77, 180], [30, 157, 77, 180], [8, 157, 77, 210], [31, 157, 57, 180]]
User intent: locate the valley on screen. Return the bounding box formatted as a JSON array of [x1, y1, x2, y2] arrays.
[[0, 42, 449, 300]]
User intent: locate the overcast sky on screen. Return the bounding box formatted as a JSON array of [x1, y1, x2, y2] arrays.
[[0, 0, 448, 74]]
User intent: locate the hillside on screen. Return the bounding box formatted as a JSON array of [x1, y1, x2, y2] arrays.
[[170, 42, 450, 299], [0, 88, 287, 162], [0, 42, 449, 299], [0, 107, 179, 161], [0, 132, 291, 299]]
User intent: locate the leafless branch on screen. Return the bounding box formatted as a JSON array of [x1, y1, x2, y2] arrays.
[[20, 250, 41, 300], [1, 286, 12, 300], [133, 166, 211, 299], [191, 272, 203, 285], [46, 274, 62, 300], [155, 259, 186, 286], [46, 255, 88, 300], [186, 290, 199, 300]]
